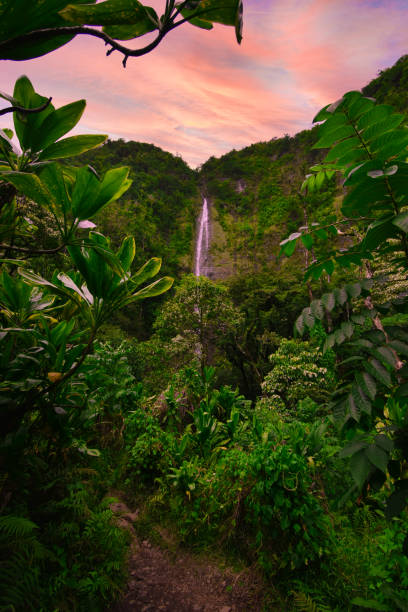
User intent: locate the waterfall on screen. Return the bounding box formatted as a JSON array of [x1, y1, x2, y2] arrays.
[[194, 197, 210, 277]]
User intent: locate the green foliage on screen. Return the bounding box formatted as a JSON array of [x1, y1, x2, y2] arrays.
[[292, 591, 332, 612], [362, 55, 408, 114], [261, 338, 335, 415], [281, 90, 408, 521], [152, 274, 243, 375], [280, 90, 408, 280]]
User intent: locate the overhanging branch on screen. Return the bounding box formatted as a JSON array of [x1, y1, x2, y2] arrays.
[[0, 97, 52, 116]]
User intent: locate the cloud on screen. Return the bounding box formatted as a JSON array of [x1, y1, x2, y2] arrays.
[[1, 0, 407, 166]]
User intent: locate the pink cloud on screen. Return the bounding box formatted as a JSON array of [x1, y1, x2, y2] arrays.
[[1, 1, 407, 166]]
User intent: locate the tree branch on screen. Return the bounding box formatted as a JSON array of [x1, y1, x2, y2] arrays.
[[0, 26, 168, 68], [0, 97, 52, 116]]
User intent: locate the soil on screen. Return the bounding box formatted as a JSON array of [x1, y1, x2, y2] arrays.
[[109, 497, 266, 612]]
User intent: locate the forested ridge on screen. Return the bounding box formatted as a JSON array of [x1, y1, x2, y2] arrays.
[[1, 10, 408, 608]]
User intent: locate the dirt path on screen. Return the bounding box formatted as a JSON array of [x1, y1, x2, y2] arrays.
[[109, 498, 265, 612]]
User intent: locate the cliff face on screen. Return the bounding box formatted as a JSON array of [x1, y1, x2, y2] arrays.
[[81, 56, 408, 285], [199, 55, 408, 281]]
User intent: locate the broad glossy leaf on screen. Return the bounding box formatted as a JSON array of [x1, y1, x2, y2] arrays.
[[323, 259, 335, 275], [32, 100, 86, 152], [0, 0, 92, 59], [0, 171, 55, 209], [131, 276, 173, 301], [363, 217, 398, 250], [300, 233, 313, 249], [89, 167, 131, 217], [19, 268, 82, 306], [13, 76, 54, 151], [324, 137, 362, 163], [0, 32, 75, 61], [38, 134, 107, 160], [313, 104, 331, 123], [342, 180, 390, 216], [314, 125, 355, 149], [357, 105, 394, 130], [130, 257, 162, 288], [363, 114, 406, 144], [38, 163, 70, 215], [117, 236, 135, 272], [370, 129, 408, 157], [347, 96, 375, 120], [61, 0, 158, 26], [103, 4, 158, 39], [70, 166, 99, 219], [281, 239, 297, 257], [175, 8, 214, 31], [57, 272, 91, 303]]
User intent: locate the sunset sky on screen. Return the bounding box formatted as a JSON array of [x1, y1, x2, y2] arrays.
[[1, 0, 408, 167]]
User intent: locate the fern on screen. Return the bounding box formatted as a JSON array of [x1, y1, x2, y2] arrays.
[[0, 515, 48, 611], [292, 591, 333, 612], [0, 515, 38, 538]]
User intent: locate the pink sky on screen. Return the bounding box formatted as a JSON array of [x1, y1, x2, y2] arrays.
[[1, 0, 408, 167]]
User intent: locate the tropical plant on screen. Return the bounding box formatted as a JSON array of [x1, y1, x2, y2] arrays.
[[280, 91, 408, 520]]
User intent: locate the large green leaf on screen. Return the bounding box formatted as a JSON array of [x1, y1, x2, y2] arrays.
[[0, 32, 75, 61], [70, 166, 99, 219], [324, 137, 362, 163], [363, 217, 399, 250], [130, 257, 162, 288], [32, 100, 86, 152], [357, 105, 394, 130], [38, 134, 107, 160], [0, 1, 90, 59], [88, 167, 132, 216], [179, 0, 242, 42], [131, 276, 173, 301], [117, 236, 135, 273], [38, 163, 70, 216], [60, 0, 158, 26], [12, 76, 54, 151], [0, 171, 56, 210], [314, 125, 356, 149], [103, 5, 158, 39]]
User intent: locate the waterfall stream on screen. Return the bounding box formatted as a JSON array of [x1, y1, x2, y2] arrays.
[[194, 197, 210, 277]]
